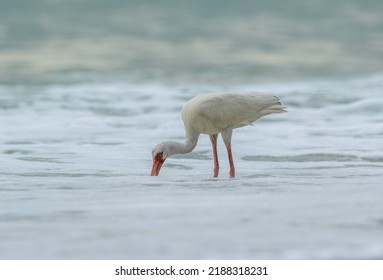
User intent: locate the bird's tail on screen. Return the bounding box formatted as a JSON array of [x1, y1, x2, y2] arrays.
[[248, 97, 287, 125], [265, 104, 288, 114], [262, 96, 288, 115]]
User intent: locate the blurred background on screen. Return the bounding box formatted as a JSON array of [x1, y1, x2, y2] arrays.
[[1, 0, 382, 84], [1, 0, 383, 260]]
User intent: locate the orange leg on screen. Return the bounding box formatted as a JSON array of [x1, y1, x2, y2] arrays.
[[222, 128, 235, 178], [209, 134, 219, 177], [225, 142, 235, 178]]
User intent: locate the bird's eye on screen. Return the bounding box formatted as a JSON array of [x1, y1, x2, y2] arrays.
[[156, 152, 163, 159]]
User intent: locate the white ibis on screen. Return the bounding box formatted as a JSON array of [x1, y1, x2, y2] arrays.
[[151, 92, 287, 177]]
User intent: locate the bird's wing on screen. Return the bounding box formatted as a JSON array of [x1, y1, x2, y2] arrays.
[[203, 93, 283, 128], [182, 93, 285, 134]]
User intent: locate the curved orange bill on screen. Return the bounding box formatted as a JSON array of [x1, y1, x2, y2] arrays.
[[151, 158, 165, 176]]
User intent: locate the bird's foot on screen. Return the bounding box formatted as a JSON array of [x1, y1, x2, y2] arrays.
[[229, 169, 235, 178], [213, 166, 219, 177]]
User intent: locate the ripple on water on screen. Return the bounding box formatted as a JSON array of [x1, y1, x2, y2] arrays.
[[4, 172, 123, 178], [242, 153, 358, 162], [5, 141, 35, 145], [89, 107, 135, 116], [3, 149, 34, 155], [17, 157, 62, 163], [362, 156, 383, 163]]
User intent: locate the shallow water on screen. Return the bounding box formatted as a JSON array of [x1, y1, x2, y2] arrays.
[[1, 74, 383, 259], [1, 0, 383, 260]]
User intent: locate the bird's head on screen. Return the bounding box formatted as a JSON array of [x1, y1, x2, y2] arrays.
[[151, 142, 169, 176]]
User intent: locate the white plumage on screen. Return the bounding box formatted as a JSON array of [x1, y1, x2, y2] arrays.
[[151, 92, 286, 177]]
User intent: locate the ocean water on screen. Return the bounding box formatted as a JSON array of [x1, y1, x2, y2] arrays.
[[1, 75, 383, 259], [1, 0, 383, 259]]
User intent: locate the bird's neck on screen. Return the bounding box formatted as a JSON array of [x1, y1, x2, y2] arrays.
[[184, 134, 199, 153], [166, 133, 199, 156], [183, 128, 199, 154]]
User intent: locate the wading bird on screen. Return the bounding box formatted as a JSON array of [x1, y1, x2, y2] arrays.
[[151, 93, 286, 178]]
